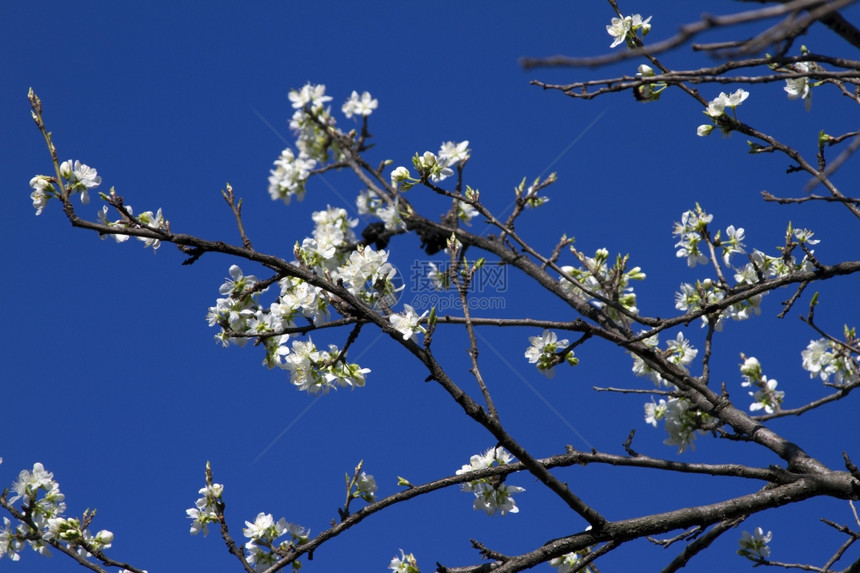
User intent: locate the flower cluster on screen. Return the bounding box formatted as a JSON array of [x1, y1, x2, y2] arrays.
[[635, 64, 667, 102], [801, 331, 859, 386], [524, 330, 578, 378], [30, 160, 169, 252], [243, 512, 309, 572], [271, 276, 330, 330], [644, 397, 709, 453], [288, 82, 336, 162], [737, 527, 772, 562], [29, 176, 56, 215], [186, 482, 224, 536], [740, 356, 784, 414], [1, 462, 66, 560], [697, 89, 749, 136], [268, 147, 317, 205], [606, 13, 651, 48], [389, 549, 420, 573], [29, 159, 102, 216], [389, 140, 469, 193], [1, 462, 114, 563], [269, 84, 380, 204], [456, 447, 524, 516], [281, 338, 370, 394], [671, 207, 816, 330], [336, 245, 400, 307], [672, 204, 715, 268], [46, 518, 114, 558], [674, 277, 762, 331], [707, 89, 749, 118], [206, 263, 369, 392], [412, 150, 454, 184], [97, 204, 167, 250], [559, 248, 645, 320], [341, 90, 378, 119], [631, 331, 698, 387], [357, 189, 406, 232], [207, 264, 271, 348], [301, 205, 359, 272], [59, 159, 101, 205]]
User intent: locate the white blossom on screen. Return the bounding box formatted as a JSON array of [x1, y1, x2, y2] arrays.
[[59, 159, 101, 205], [706, 89, 749, 118], [389, 549, 420, 573], [389, 304, 428, 340], [29, 176, 54, 215], [242, 512, 309, 572], [524, 330, 576, 378], [390, 166, 415, 191], [606, 14, 650, 48], [414, 151, 454, 183], [355, 471, 377, 502], [696, 124, 714, 137], [438, 140, 470, 165], [550, 550, 597, 573], [456, 447, 524, 516], [288, 83, 331, 110], [268, 147, 317, 205], [738, 527, 772, 561], [784, 62, 814, 110], [187, 482, 224, 536], [342, 90, 378, 118]]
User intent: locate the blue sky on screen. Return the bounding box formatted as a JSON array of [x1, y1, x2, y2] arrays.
[[3, 1, 860, 571]]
